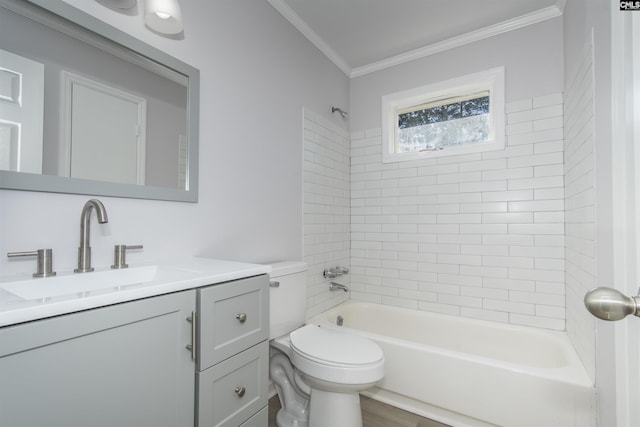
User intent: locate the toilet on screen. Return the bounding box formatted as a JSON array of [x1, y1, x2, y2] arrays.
[[268, 262, 385, 427]]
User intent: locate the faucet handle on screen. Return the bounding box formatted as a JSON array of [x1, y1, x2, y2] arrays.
[[334, 266, 350, 275], [7, 249, 56, 278], [111, 244, 143, 269], [323, 266, 350, 278]]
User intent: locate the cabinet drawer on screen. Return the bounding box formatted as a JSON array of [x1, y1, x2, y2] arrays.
[[196, 342, 268, 427], [197, 275, 268, 370], [240, 406, 268, 427]]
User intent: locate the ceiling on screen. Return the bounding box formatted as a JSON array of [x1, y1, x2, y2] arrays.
[[266, 0, 564, 78]]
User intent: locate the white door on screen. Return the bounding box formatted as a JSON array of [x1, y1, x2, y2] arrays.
[[610, 9, 640, 427], [62, 72, 146, 185], [0, 49, 44, 173]]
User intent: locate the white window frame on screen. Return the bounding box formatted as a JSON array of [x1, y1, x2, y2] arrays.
[[381, 67, 505, 163]]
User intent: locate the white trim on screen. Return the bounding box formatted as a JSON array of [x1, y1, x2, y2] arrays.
[[59, 71, 147, 184], [611, 8, 640, 427], [266, 0, 564, 79], [352, 3, 563, 78], [381, 67, 505, 164], [0, 119, 20, 171]]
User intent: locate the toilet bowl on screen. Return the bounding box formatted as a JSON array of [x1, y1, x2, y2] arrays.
[[268, 262, 385, 427]]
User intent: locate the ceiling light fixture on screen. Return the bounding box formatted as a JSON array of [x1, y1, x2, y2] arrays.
[[144, 0, 183, 34]]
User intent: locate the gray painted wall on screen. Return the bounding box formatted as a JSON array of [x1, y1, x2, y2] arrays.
[[349, 18, 564, 132], [0, 0, 349, 274]]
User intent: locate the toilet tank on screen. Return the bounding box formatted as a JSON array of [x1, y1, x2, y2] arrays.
[[268, 261, 308, 339]]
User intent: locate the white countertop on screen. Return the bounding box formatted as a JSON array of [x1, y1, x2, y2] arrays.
[[0, 257, 270, 327]]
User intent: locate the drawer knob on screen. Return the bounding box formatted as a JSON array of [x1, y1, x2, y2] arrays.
[[235, 386, 246, 398], [236, 313, 247, 323]]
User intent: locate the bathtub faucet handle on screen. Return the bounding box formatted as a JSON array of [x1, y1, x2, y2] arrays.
[[323, 269, 338, 278], [324, 266, 350, 278], [334, 266, 349, 275]]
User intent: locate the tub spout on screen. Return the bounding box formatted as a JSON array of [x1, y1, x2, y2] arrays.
[[329, 282, 349, 292]]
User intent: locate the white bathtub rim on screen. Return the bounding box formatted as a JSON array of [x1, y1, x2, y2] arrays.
[[307, 301, 594, 388], [316, 300, 572, 351], [318, 322, 592, 388], [314, 321, 592, 389]]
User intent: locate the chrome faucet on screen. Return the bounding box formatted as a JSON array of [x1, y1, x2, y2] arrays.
[[75, 199, 109, 273], [323, 266, 350, 279], [329, 282, 349, 292]]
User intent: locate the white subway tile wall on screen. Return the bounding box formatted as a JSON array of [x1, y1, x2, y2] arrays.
[[304, 79, 594, 377], [350, 93, 566, 330], [303, 109, 351, 317], [564, 40, 596, 380]]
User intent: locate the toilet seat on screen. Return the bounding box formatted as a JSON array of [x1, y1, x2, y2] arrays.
[[268, 261, 385, 427], [289, 325, 384, 385]]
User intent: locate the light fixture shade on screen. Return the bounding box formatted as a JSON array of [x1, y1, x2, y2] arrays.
[[144, 0, 183, 34]]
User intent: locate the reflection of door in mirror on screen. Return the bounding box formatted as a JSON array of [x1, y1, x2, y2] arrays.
[[62, 72, 146, 185], [0, 48, 44, 174]]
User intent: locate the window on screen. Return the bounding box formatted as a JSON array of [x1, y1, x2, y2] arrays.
[[382, 67, 505, 163]]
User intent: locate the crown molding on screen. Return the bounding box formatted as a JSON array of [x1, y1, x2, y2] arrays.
[[267, 0, 565, 79], [350, 2, 565, 78]]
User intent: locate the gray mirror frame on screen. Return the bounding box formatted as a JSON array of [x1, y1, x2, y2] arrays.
[[0, 0, 199, 202]]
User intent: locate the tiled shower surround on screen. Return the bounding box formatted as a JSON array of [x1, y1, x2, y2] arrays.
[[350, 94, 566, 330], [303, 84, 597, 377], [303, 109, 351, 317], [304, 94, 567, 331], [564, 40, 596, 380]]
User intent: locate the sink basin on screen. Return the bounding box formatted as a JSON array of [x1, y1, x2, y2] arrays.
[[1, 266, 160, 300], [0, 258, 270, 328]]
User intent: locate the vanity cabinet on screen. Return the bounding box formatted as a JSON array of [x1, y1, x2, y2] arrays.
[[0, 273, 270, 427], [196, 275, 269, 427], [0, 290, 196, 427]]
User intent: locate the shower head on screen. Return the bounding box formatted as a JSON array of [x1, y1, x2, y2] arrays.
[[331, 106, 349, 119]]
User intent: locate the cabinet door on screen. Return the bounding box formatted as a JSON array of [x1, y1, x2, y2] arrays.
[[240, 406, 268, 427], [197, 275, 268, 370], [0, 290, 196, 427], [196, 342, 268, 427]]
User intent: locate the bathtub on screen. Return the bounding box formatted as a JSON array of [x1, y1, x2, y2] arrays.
[[307, 301, 596, 427]]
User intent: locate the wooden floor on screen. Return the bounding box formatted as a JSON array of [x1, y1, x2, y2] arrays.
[[268, 395, 451, 427]]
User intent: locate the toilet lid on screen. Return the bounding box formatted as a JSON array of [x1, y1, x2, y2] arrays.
[[289, 324, 383, 366]]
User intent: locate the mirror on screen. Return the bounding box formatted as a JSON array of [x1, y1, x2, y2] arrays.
[[0, 0, 199, 202]]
